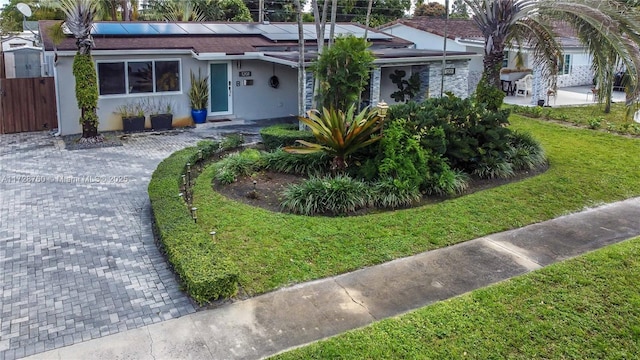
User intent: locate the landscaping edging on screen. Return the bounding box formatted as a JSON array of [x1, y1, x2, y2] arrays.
[[148, 141, 239, 304]]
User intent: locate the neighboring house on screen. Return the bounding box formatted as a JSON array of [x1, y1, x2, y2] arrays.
[[39, 20, 478, 135], [380, 17, 594, 103]]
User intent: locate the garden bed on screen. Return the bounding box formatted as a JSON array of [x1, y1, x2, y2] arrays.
[[213, 165, 549, 214]]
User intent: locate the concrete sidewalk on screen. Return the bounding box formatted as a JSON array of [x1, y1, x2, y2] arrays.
[[26, 197, 640, 360]]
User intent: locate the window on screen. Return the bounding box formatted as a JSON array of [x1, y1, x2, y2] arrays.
[[502, 51, 509, 68], [559, 54, 571, 75], [97, 59, 180, 96]]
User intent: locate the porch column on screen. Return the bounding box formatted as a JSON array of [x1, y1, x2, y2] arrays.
[[304, 71, 314, 112], [370, 67, 381, 105], [531, 69, 544, 106], [412, 65, 430, 102], [429, 63, 443, 98]]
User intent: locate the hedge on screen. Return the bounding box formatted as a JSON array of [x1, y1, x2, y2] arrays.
[[259, 123, 315, 150], [148, 141, 239, 304]]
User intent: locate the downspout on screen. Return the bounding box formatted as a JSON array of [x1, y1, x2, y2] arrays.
[[53, 58, 62, 136]]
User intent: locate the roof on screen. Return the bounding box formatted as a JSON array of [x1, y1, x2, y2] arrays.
[[39, 20, 412, 54], [382, 17, 483, 41], [381, 17, 583, 48], [263, 48, 478, 65]]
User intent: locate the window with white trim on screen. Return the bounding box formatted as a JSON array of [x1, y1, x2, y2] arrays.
[[97, 59, 180, 96], [502, 51, 509, 68], [559, 54, 571, 75]]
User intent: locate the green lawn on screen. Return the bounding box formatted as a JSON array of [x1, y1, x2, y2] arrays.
[[191, 115, 640, 296], [272, 236, 640, 359], [510, 102, 640, 134]]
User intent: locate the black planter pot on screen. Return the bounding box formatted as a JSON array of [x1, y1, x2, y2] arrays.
[[151, 113, 173, 131], [122, 116, 145, 133], [537, 99, 546, 107]]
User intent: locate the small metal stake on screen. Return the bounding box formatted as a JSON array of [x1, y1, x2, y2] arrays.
[[186, 163, 192, 187]]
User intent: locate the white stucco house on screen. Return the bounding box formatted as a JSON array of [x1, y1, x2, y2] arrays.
[[39, 20, 479, 135], [380, 17, 594, 104]]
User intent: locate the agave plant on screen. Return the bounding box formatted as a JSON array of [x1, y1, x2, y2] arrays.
[[285, 106, 382, 171]]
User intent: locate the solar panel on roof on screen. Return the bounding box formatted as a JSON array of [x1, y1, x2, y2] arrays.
[[263, 33, 317, 41], [224, 24, 262, 34], [271, 24, 298, 34], [203, 24, 243, 34], [252, 24, 284, 34], [121, 23, 159, 35], [176, 23, 213, 34], [150, 23, 188, 35], [92, 23, 127, 35]]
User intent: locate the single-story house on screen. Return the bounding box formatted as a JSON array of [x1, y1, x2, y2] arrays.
[[39, 20, 479, 135], [380, 17, 594, 103]]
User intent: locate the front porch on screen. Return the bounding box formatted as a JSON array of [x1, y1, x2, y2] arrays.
[[504, 86, 627, 107]]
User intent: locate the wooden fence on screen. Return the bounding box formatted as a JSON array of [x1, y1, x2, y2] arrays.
[[0, 77, 57, 134]]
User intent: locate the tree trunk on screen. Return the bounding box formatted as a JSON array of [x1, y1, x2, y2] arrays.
[[329, 0, 338, 47], [82, 114, 98, 138], [484, 47, 505, 89]]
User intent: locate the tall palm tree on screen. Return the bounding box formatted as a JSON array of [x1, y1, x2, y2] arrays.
[[60, 0, 101, 139], [465, 0, 640, 112]]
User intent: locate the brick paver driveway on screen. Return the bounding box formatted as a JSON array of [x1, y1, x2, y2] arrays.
[[0, 129, 224, 359]]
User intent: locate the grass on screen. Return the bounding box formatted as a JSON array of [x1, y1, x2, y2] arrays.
[[272, 236, 640, 359], [509, 102, 640, 135], [191, 115, 640, 296]]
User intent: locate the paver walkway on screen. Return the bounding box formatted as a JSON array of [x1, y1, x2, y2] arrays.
[[0, 126, 243, 360], [23, 197, 640, 360]]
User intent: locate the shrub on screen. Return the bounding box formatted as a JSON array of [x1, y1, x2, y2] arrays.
[[262, 149, 330, 176], [281, 175, 372, 216], [389, 96, 512, 173], [588, 117, 603, 129], [259, 124, 315, 151], [507, 131, 547, 171], [213, 149, 263, 184], [424, 160, 469, 196], [313, 35, 375, 109], [374, 118, 430, 190], [148, 142, 239, 304], [474, 75, 505, 111], [473, 156, 515, 179], [220, 133, 245, 150], [285, 106, 382, 171], [371, 178, 421, 209]]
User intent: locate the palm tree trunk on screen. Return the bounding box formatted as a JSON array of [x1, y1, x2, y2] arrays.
[[82, 114, 99, 138], [484, 47, 505, 89]]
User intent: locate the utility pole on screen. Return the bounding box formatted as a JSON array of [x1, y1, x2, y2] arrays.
[[440, 0, 449, 97]]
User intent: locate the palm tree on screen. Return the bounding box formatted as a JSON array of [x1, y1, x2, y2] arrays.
[[60, 0, 101, 139], [465, 0, 640, 112]]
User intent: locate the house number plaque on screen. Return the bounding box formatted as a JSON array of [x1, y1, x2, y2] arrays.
[[239, 71, 252, 77], [444, 68, 455, 75]]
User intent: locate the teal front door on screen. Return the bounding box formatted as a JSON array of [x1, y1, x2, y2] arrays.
[[210, 63, 231, 114]]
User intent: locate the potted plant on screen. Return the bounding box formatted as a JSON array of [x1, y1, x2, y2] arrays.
[[116, 102, 146, 133], [149, 98, 173, 131], [189, 69, 209, 124]]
